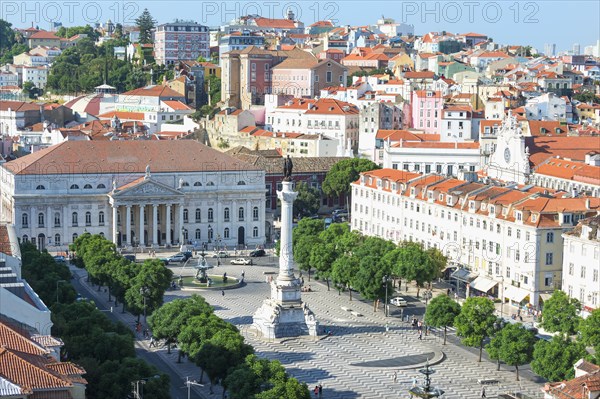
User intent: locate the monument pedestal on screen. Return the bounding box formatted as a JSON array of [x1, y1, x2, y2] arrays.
[[253, 180, 318, 339]]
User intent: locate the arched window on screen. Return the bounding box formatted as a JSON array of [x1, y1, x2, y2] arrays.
[[99, 232, 104, 237], [547, 83, 553, 89], [182, 181, 190, 187], [237, 181, 246, 185], [85, 211, 91, 226], [253, 226, 259, 237], [70, 184, 79, 189], [98, 211, 105, 225], [38, 212, 44, 227], [208, 227, 213, 241], [238, 207, 244, 221], [195, 208, 201, 222], [54, 234, 61, 246], [22, 213, 28, 228], [72, 233, 78, 242], [563, 83, 568, 89], [97, 184, 106, 189], [206, 181, 215, 186], [193, 182, 202, 186], [183, 209, 189, 223], [72, 212, 78, 226], [36, 185, 45, 190], [208, 208, 214, 222], [224, 207, 230, 221], [183, 229, 188, 241], [224, 228, 230, 239], [84, 184, 92, 189], [195, 229, 201, 239], [253, 207, 259, 221], [22, 235, 28, 243], [54, 212, 61, 227]]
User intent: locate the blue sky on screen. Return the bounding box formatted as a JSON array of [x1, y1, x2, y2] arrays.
[[2, 1, 598, 53]]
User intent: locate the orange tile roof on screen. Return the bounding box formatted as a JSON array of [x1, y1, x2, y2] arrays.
[[97, 111, 145, 121], [0, 348, 74, 392], [526, 136, 600, 167], [404, 71, 435, 79], [162, 100, 191, 111], [478, 51, 509, 58], [3, 141, 262, 175], [254, 17, 296, 29], [0, 322, 48, 356], [527, 121, 569, 136], [29, 30, 59, 40], [121, 85, 184, 98], [393, 141, 479, 149], [0, 224, 13, 256], [304, 98, 359, 115], [0, 101, 41, 112], [545, 371, 600, 399]]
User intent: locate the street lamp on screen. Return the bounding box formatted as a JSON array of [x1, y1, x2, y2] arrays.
[[140, 286, 150, 322], [496, 275, 505, 318], [56, 280, 67, 303], [492, 318, 505, 370], [382, 275, 390, 317], [184, 376, 204, 399], [207, 224, 212, 244]]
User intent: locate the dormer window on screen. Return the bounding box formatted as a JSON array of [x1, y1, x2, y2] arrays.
[[447, 196, 454, 206], [428, 191, 433, 199], [502, 208, 508, 216], [469, 201, 475, 209], [438, 194, 444, 201], [490, 206, 495, 214], [531, 214, 537, 222], [410, 188, 415, 196], [516, 212, 522, 221], [392, 183, 397, 191]]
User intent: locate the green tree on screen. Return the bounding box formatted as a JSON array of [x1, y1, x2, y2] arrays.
[[331, 254, 359, 300], [322, 158, 379, 203], [125, 259, 173, 320], [0, 19, 16, 54], [196, 329, 254, 396], [486, 323, 536, 380], [309, 223, 352, 290], [454, 297, 497, 362], [573, 90, 599, 104], [294, 235, 321, 280], [531, 335, 587, 381], [113, 23, 124, 39], [351, 236, 395, 311], [136, 8, 156, 44], [293, 182, 321, 218], [579, 308, 600, 359], [540, 290, 582, 335], [207, 74, 221, 105], [424, 294, 461, 345], [292, 218, 324, 247], [149, 295, 213, 354], [387, 242, 444, 297]]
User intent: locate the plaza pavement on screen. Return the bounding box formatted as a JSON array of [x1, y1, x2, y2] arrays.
[[70, 251, 546, 399]]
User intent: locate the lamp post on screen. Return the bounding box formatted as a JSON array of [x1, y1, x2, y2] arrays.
[[140, 286, 150, 322], [496, 275, 505, 319], [493, 318, 505, 370], [207, 224, 212, 244], [185, 376, 204, 399], [56, 280, 66, 303], [180, 227, 185, 247], [382, 275, 390, 317]]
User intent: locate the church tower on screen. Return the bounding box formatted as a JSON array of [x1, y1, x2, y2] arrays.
[[486, 111, 531, 184]]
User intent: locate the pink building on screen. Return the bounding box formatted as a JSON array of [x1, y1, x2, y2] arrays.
[[411, 90, 443, 135], [154, 22, 209, 66]]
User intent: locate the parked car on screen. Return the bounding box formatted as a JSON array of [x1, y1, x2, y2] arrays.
[[230, 258, 252, 265], [212, 251, 229, 258], [158, 258, 170, 266], [180, 251, 193, 261], [167, 254, 186, 263], [332, 208, 347, 216], [390, 297, 408, 307], [53, 255, 66, 264], [249, 249, 266, 257], [123, 255, 136, 262], [324, 217, 333, 228]]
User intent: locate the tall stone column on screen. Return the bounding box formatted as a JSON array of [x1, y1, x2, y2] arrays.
[[152, 204, 158, 246], [165, 204, 172, 246], [125, 205, 132, 247], [276, 181, 297, 282], [112, 205, 118, 245], [139, 205, 145, 246], [178, 204, 184, 245]]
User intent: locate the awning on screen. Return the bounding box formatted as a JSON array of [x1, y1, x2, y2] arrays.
[[451, 268, 478, 283], [539, 293, 552, 302], [503, 285, 530, 303], [470, 276, 499, 293]]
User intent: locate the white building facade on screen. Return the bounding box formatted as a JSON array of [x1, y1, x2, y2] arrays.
[[561, 215, 600, 317], [0, 141, 266, 252], [351, 169, 600, 307]]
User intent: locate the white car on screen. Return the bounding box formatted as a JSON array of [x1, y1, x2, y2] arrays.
[[390, 297, 408, 307], [212, 251, 229, 258], [230, 258, 252, 265]]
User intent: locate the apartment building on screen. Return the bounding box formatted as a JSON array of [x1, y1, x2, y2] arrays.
[[351, 168, 600, 308], [154, 21, 210, 66]]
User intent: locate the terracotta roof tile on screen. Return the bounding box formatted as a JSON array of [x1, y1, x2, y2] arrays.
[[121, 85, 184, 98], [3, 141, 262, 176]]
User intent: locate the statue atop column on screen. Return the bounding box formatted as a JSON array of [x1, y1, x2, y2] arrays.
[[283, 155, 293, 181], [145, 165, 151, 180]]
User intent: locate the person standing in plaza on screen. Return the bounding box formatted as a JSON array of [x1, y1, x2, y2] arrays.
[[481, 386, 487, 398], [318, 383, 322, 397], [393, 371, 397, 383]]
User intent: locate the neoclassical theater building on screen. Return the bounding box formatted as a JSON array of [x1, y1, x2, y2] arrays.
[[0, 140, 266, 252]]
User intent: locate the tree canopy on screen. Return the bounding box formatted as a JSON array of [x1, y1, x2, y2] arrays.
[[135, 9, 156, 44], [293, 182, 321, 218], [486, 323, 536, 381], [322, 158, 379, 198], [424, 294, 461, 344], [454, 297, 497, 362], [540, 290, 582, 335], [579, 309, 600, 360], [531, 335, 587, 381]]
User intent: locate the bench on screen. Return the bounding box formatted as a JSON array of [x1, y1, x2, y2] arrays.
[[351, 311, 363, 317], [341, 307, 352, 312], [262, 271, 277, 275], [478, 379, 499, 385]]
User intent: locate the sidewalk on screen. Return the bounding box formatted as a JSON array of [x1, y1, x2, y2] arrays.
[[70, 264, 220, 399]]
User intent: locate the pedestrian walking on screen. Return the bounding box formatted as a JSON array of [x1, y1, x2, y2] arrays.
[[143, 329, 149, 339], [418, 329, 423, 340], [149, 335, 155, 348], [481, 386, 486, 398], [318, 383, 322, 397], [393, 371, 397, 383], [412, 377, 417, 387], [314, 385, 319, 397], [221, 290, 225, 296]]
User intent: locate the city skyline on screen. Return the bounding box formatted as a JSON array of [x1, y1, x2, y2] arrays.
[[1, 1, 599, 53]]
